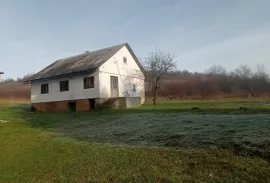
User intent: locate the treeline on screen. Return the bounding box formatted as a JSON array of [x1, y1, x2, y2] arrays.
[[0, 73, 34, 83], [146, 64, 270, 99], [2, 64, 270, 99]]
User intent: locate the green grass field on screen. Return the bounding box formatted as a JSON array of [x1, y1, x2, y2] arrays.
[[0, 99, 270, 182], [141, 98, 270, 113]]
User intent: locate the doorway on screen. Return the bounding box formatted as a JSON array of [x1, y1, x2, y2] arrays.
[[89, 99, 96, 109], [110, 76, 119, 97], [68, 102, 76, 112]]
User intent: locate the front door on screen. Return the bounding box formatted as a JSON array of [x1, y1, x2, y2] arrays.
[[110, 76, 119, 97]]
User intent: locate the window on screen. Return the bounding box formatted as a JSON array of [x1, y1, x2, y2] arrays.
[[132, 84, 137, 92], [84, 76, 94, 89], [41, 84, 49, 94], [60, 80, 69, 92], [123, 57, 127, 64]]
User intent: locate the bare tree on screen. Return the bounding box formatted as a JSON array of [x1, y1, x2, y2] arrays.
[[254, 64, 269, 83], [233, 65, 252, 80], [144, 49, 176, 105], [205, 65, 227, 76], [250, 64, 270, 93], [231, 65, 253, 92]]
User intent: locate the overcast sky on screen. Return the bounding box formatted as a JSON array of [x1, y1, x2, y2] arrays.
[[1, 0, 270, 78]]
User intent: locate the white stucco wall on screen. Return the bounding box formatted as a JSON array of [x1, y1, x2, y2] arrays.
[[99, 46, 145, 103], [31, 71, 99, 103]]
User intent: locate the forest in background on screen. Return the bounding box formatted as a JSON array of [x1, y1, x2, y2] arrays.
[[1, 64, 270, 99], [146, 64, 270, 99]]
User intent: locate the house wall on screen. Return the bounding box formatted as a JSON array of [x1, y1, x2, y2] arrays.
[[99, 46, 145, 104], [31, 71, 100, 103]]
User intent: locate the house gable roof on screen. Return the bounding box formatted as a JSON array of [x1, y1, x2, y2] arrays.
[[26, 43, 144, 83]]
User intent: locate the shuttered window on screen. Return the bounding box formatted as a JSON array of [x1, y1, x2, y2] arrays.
[[41, 84, 49, 94], [84, 77, 94, 89], [60, 80, 69, 92]]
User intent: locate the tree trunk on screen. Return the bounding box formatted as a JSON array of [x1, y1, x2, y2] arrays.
[[153, 78, 159, 105]]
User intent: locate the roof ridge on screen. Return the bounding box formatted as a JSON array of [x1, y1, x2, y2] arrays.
[[57, 43, 127, 62]]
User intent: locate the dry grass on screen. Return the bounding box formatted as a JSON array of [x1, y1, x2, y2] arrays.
[[0, 98, 30, 105], [0, 83, 30, 99]]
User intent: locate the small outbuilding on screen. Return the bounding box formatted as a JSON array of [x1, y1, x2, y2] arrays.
[[0, 71, 4, 82]]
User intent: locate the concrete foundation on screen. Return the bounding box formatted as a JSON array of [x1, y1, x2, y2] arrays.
[[32, 101, 68, 112], [32, 97, 142, 112], [125, 97, 141, 108], [94, 97, 141, 109]]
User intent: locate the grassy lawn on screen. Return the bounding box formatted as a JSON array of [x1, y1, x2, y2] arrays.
[[140, 98, 270, 113], [0, 99, 270, 182]]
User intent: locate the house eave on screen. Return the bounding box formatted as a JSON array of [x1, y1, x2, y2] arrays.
[[24, 69, 96, 84]]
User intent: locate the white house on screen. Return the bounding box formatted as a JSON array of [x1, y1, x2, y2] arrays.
[[25, 43, 145, 112]]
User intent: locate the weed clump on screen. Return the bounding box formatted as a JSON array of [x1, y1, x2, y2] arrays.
[[239, 107, 248, 111], [190, 107, 201, 112]]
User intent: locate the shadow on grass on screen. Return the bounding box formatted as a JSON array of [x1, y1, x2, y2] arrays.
[[8, 104, 32, 111], [10, 104, 270, 161], [8, 103, 270, 114]]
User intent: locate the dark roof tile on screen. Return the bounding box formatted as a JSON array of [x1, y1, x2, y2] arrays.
[[27, 43, 127, 82]]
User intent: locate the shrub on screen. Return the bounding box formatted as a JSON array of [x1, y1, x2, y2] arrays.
[[239, 107, 248, 111], [190, 107, 201, 112]]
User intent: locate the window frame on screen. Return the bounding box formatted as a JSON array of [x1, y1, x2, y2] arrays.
[[60, 80, 69, 92], [123, 56, 127, 64], [132, 84, 137, 92], [84, 76, 95, 89], [41, 83, 49, 94]]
